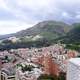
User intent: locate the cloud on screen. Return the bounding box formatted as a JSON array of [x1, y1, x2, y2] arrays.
[[1, 0, 80, 21], [0, 20, 33, 35], [4, 0, 56, 23], [4, 0, 80, 23], [0, 0, 7, 9], [0, 0, 80, 34]]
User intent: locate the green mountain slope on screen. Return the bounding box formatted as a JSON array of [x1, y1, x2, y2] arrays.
[[0, 20, 74, 50], [14, 21, 71, 40], [60, 23, 80, 44], [57, 23, 80, 51]]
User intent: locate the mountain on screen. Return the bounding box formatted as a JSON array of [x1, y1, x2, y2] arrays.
[[0, 21, 71, 40], [55, 22, 80, 51], [61, 23, 80, 44], [0, 34, 14, 40], [13, 21, 71, 40], [1, 20, 80, 50]]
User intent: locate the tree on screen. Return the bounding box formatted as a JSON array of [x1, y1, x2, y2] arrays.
[[37, 74, 57, 80]]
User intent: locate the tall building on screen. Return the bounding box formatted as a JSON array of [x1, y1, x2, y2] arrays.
[[67, 58, 80, 80], [42, 52, 60, 76]]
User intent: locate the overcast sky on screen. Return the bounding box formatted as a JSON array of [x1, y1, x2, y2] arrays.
[[0, 0, 80, 35]]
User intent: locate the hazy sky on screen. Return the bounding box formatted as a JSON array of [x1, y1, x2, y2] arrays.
[[0, 0, 80, 35]]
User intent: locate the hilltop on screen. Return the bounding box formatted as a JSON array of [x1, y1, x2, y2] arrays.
[[0, 20, 80, 50]]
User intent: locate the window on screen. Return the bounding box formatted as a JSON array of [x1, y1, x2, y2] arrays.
[[1, 75, 5, 80]]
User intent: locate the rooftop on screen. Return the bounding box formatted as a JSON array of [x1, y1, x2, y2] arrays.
[[1, 67, 15, 76]]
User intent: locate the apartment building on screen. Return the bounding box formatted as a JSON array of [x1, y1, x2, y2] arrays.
[[67, 58, 80, 80]]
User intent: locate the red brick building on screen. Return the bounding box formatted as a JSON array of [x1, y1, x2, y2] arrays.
[[42, 52, 60, 76]]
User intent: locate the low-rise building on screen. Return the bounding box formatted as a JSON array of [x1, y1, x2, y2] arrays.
[[0, 68, 16, 80]]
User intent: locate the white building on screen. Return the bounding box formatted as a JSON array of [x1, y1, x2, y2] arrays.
[[16, 62, 43, 80], [67, 58, 80, 80], [0, 68, 16, 80]]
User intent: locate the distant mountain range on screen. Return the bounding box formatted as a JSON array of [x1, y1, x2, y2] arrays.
[[0, 34, 14, 40], [61, 23, 80, 44], [0, 20, 80, 44], [0, 21, 72, 40]]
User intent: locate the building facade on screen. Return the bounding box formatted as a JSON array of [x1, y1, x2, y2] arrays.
[[67, 58, 80, 80]]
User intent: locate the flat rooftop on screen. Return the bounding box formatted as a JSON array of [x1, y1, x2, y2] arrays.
[[69, 58, 80, 66]]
